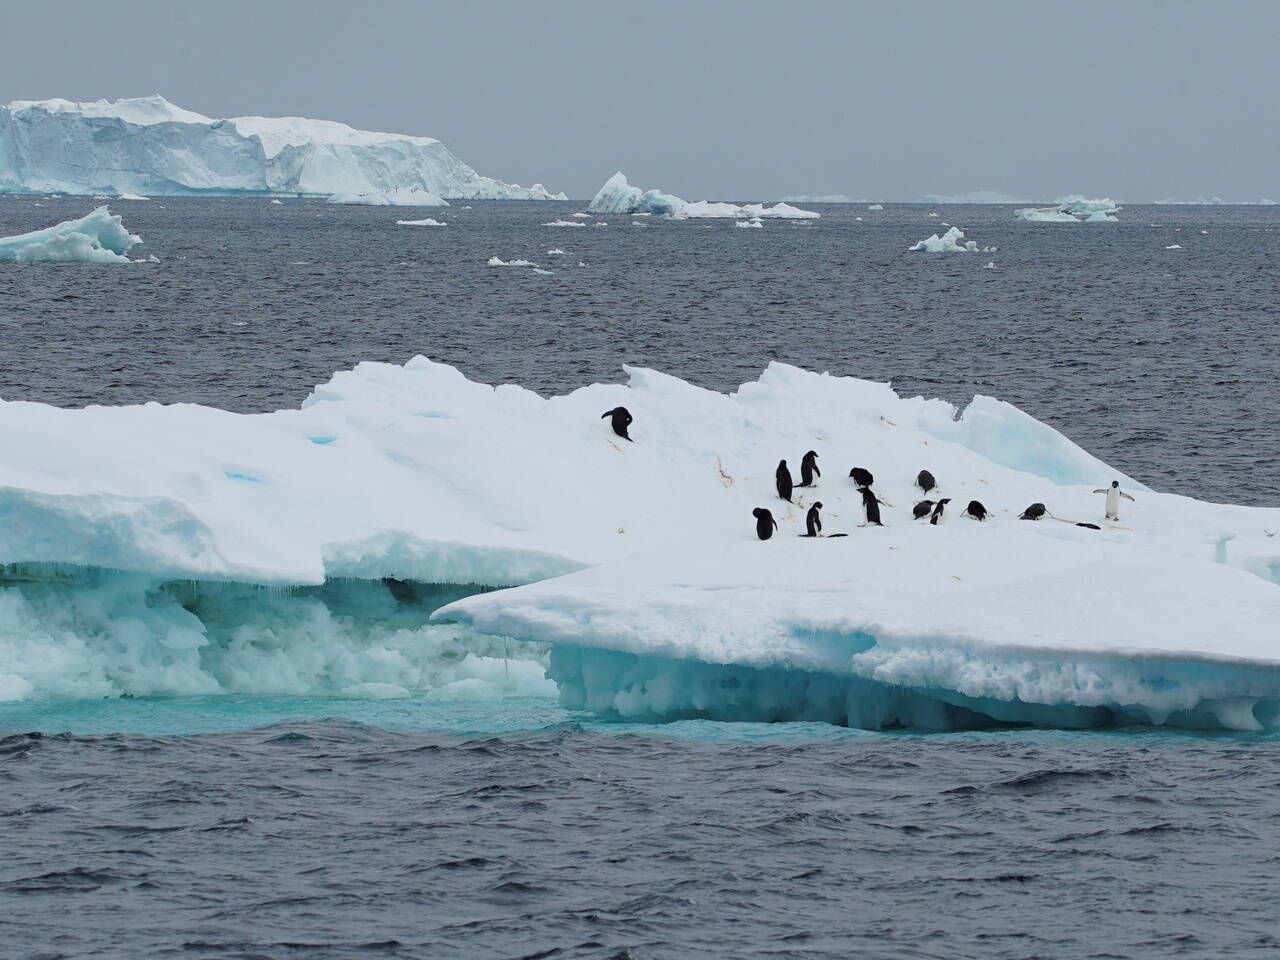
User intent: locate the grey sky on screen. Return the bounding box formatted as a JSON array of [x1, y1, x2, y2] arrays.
[[3, 0, 1276, 201]]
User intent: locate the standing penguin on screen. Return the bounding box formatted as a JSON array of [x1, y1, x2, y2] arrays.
[[802, 502, 823, 537], [964, 500, 988, 521], [859, 486, 886, 526], [929, 498, 951, 526], [916, 470, 937, 495], [1020, 503, 1047, 521], [1093, 480, 1135, 521], [912, 500, 935, 520], [797, 450, 820, 487], [849, 467, 874, 489], [753, 507, 779, 541], [776, 460, 794, 502], [601, 406, 633, 441]]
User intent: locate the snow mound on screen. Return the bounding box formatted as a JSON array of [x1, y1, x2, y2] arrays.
[[586, 172, 819, 219], [0, 94, 565, 200], [0, 206, 141, 263], [908, 225, 990, 253], [328, 188, 448, 207], [396, 218, 446, 226]]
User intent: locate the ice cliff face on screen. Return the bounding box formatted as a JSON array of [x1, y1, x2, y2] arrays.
[[0, 95, 566, 200]]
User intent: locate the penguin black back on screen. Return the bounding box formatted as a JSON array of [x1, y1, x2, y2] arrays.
[[849, 467, 874, 488], [1020, 502, 1046, 520], [752, 507, 778, 541], [912, 500, 934, 520], [916, 469, 936, 494], [859, 486, 883, 526], [602, 406, 633, 441], [798, 450, 820, 487], [776, 460, 794, 502], [930, 498, 951, 525], [803, 501, 823, 537], [965, 500, 988, 521]]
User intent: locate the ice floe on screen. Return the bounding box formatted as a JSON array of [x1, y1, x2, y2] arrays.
[[0, 206, 141, 263], [587, 172, 819, 219], [0, 359, 1277, 727], [908, 225, 992, 253], [396, 218, 446, 226]]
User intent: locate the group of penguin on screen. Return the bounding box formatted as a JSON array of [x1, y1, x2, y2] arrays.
[[752, 452, 1103, 541], [597, 406, 1123, 542]]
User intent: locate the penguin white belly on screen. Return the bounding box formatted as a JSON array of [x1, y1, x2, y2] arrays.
[[1105, 487, 1121, 516]]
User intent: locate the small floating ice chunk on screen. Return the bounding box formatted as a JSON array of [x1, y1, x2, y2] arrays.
[[983, 261, 996, 269], [117, 192, 150, 201], [571, 212, 592, 218], [397, 218, 446, 226], [532, 268, 554, 275], [487, 256, 539, 267], [1084, 210, 1118, 222], [868, 203, 883, 210], [0, 206, 141, 263], [1165, 244, 1183, 250], [735, 218, 764, 228], [545, 248, 567, 255], [544, 219, 586, 227], [270, 199, 283, 204], [908, 225, 985, 253]]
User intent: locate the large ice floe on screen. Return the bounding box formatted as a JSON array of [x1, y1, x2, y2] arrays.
[[587, 172, 819, 219], [0, 95, 565, 200], [0, 206, 140, 263], [1, 359, 1279, 729]]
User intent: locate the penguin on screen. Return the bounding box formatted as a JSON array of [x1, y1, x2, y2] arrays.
[[776, 460, 794, 502], [912, 500, 935, 520], [1019, 503, 1047, 521], [797, 450, 820, 488], [859, 486, 886, 526], [753, 507, 779, 541], [601, 406, 633, 441], [849, 467, 874, 488], [964, 500, 988, 521], [1092, 480, 1135, 521], [916, 470, 937, 495], [929, 498, 951, 526], [802, 502, 823, 537]]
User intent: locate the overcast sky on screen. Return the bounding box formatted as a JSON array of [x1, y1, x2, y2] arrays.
[[3, 0, 1276, 202]]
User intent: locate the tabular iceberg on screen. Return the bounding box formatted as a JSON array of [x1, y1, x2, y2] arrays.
[[1017, 196, 1121, 222], [587, 172, 819, 219], [0, 95, 566, 200], [0, 206, 140, 263]]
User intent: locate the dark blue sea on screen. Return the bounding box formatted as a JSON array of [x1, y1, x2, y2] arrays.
[[1, 196, 1278, 959]]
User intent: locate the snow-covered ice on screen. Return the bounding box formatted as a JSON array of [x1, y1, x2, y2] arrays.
[[0, 206, 141, 263], [328, 188, 448, 207], [586, 172, 819, 219], [1017, 207, 1080, 223], [0, 358, 1278, 728], [486, 257, 538, 267], [116, 193, 150, 201], [543, 220, 585, 227], [1166, 244, 1184, 250], [0, 95, 566, 200], [396, 218, 446, 226], [545, 249, 567, 255], [735, 218, 763, 229]]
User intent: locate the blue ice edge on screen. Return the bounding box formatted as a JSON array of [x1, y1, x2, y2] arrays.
[[540, 638, 1280, 733]]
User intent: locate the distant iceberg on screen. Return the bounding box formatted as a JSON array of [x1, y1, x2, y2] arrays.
[[327, 188, 448, 206], [1155, 196, 1278, 205], [0, 95, 566, 200], [1016, 197, 1120, 222], [587, 172, 819, 219], [921, 190, 1028, 204], [1016, 206, 1080, 222], [0, 206, 140, 262], [1056, 195, 1119, 215]]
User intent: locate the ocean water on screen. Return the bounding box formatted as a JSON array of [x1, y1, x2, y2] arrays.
[[2, 196, 1279, 958]]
